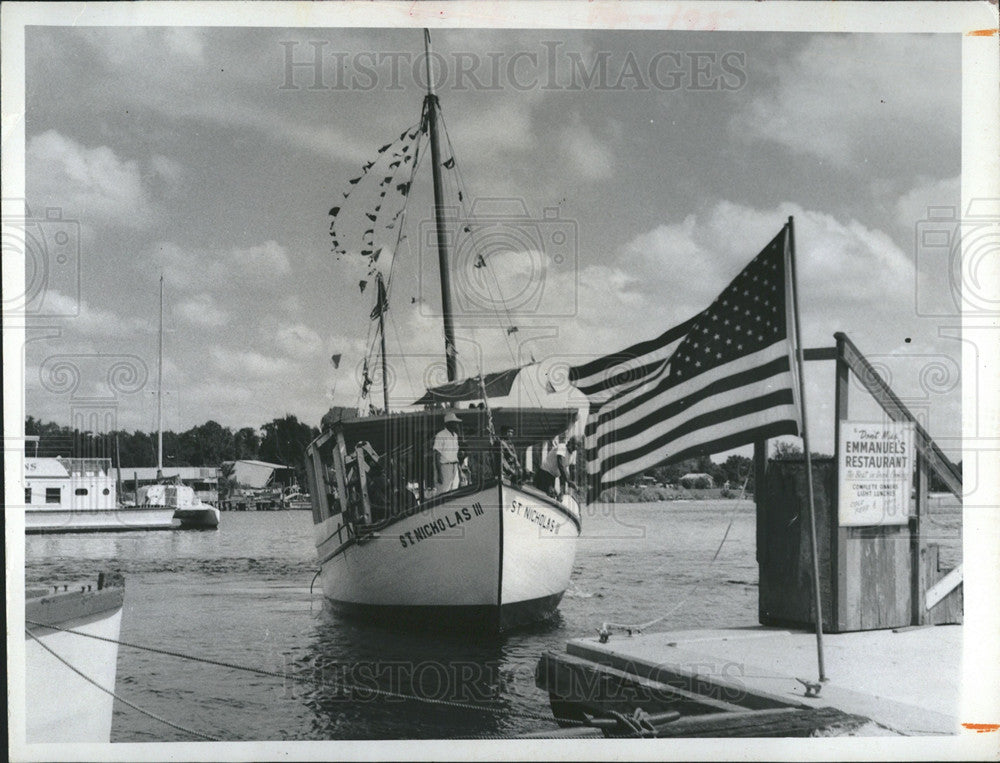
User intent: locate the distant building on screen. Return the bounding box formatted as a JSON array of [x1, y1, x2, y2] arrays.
[[679, 472, 715, 489], [222, 460, 296, 489], [123, 466, 220, 503]]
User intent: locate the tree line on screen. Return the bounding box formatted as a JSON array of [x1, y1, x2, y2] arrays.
[[24, 415, 319, 476]]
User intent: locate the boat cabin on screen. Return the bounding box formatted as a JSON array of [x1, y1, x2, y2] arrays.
[[24, 458, 117, 511], [305, 407, 578, 530]]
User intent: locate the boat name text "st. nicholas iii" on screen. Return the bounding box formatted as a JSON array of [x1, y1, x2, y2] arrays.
[[507, 498, 561, 535], [399, 502, 486, 548]]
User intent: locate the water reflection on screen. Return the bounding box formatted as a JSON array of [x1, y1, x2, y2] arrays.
[[295, 604, 520, 739]]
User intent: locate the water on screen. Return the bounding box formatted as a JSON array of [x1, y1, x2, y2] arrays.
[[25, 499, 962, 741]]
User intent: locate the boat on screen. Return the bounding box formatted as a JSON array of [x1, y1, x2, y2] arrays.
[[24, 572, 125, 741], [305, 31, 582, 633], [24, 456, 176, 533], [142, 276, 221, 529], [281, 485, 312, 510], [141, 482, 220, 529]]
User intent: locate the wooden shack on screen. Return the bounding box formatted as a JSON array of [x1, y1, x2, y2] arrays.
[[754, 333, 963, 632]]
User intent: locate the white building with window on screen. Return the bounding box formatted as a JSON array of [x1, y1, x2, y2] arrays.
[[23, 457, 176, 533], [24, 457, 117, 511]]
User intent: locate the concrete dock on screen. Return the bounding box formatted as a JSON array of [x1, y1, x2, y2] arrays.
[[537, 624, 961, 736]]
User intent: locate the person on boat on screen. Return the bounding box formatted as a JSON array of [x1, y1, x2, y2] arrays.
[[433, 412, 463, 493], [499, 426, 524, 484], [534, 436, 578, 498]]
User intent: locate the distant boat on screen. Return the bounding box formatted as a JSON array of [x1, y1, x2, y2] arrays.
[[146, 275, 221, 530], [24, 456, 176, 533], [140, 482, 220, 529], [305, 31, 581, 633], [281, 485, 312, 510], [24, 572, 125, 741]]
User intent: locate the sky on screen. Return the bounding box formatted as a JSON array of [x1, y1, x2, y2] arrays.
[[20, 26, 965, 458]]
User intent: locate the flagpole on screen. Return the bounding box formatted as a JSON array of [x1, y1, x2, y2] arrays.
[[787, 216, 828, 683]]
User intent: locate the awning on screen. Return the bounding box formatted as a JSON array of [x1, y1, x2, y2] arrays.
[[411, 367, 523, 406], [323, 407, 578, 456]]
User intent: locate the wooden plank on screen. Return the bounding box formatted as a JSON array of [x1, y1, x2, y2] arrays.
[[912, 456, 929, 624], [517, 706, 868, 739], [891, 525, 912, 627], [331, 429, 350, 523], [833, 340, 850, 633], [754, 440, 767, 569], [537, 651, 750, 718], [925, 547, 963, 625], [564, 642, 803, 712], [653, 706, 869, 738], [355, 444, 372, 524], [308, 447, 329, 521], [926, 564, 963, 611], [836, 332, 961, 499], [803, 346, 838, 362]]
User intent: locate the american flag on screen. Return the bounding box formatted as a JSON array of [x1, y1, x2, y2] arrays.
[[570, 225, 802, 495]]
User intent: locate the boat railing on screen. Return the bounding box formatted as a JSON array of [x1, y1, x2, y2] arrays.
[[61, 457, 113, 477]]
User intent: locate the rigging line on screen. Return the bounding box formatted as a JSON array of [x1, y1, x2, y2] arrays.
[[435, 109, 512, 321], [377, 122, 428, 403], [24, 619, 586, 727], [438, 107, 522, 341], [24, 625, 222, 742], [437, 106, 553, 415], [437, 109, 555, 420], [383, 115, 426, 295], [357, 123, 424, 412]]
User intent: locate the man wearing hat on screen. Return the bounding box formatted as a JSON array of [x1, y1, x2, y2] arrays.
[[535, 436, 578, 499], [433, 412, 464, 493]]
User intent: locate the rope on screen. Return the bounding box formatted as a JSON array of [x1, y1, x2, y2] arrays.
[[24, 618, 585, 727], [25, 625, 222, 742], [599, 472, 752, 636]]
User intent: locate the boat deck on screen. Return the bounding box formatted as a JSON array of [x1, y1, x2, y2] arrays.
[[537, 624, 962, 735]]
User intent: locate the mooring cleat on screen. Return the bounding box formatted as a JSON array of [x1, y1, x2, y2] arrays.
[[796, 677, 822, 697]]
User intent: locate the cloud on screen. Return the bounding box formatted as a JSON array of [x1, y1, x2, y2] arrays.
[[27, 130, 157, 228], [731, 35, 960, 174], [274, 323, 323, 360], [231, 241, 290, 274], [175, 293, 229, 327], [210, 347, 291, 380], [560, 119, 614, 180], [895, 175, 961, 232], [32, 289, 139, 337], [149, 155, 185, 194], [153, 240, 292, 288]]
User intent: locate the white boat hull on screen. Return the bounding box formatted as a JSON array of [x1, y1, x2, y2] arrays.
[[316, 481, 580, 631], [25, 581, 125, 742], [174, 505, 221, 529], [25, 506, 177, 533]]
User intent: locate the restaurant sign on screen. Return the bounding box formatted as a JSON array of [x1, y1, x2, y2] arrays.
[[838, 420, 915, 526]]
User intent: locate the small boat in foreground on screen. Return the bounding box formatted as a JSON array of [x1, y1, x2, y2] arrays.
[[24, 572, 125, 742]]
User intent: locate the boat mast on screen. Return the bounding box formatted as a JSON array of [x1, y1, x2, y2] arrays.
[[156, 274, 164, 481], [377, 271, 390, 413], [423, 29, 458, 383]]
